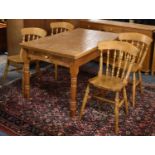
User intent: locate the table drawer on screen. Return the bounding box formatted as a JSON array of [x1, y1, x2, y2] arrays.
[[28, 52, 72, 67]]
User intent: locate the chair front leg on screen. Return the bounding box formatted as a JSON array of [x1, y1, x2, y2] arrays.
[[35, 60, 41, 75], [22, 67, 25, 94], [2, 60, 9, 81], [80, 84, 90, 119], [54, 64, 58, 80], [115, 92, 120, 134], [132, 72, 136, 107], [138, 70, 143, 94], [123, 87, 128, 115]]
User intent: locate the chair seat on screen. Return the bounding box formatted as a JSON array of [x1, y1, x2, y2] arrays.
[[89, 75, 126, 91], [8, 55, 23, 63], [8, 55, 37, 63]]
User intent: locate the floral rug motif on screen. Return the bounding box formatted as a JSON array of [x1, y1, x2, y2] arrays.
[[0, 66, 155, 136]]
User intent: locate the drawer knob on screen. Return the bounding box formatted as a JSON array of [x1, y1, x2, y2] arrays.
[[45, 56, 49, 59]]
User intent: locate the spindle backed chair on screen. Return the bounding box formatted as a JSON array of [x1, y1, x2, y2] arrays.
[[50, 22, 74, 80], [80, 41, 138, 134], [118, 33, 152, 106], [2, 27, 47, 81]]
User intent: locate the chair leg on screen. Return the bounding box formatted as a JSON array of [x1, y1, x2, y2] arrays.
[[54, 64, 58, 80], [2, 60, 9, 81], [132, 72, 136, 107], [115, 92, 120, 134], [138, 70, 143, 94], [22, 67, 25, 94], [123, 87, 128, 115], [35, 61, 41, 75], [15, 65, 22, 73], [80, 84, 90, 119], [12, 63, 21, 73]]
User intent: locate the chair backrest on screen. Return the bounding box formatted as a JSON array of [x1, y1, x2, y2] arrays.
[[21, 27, 47, 42], [118, 33, 152, 67], [98, 41, 139, 84], [20, 27, 47, 58], [50, 22, 74, 35]]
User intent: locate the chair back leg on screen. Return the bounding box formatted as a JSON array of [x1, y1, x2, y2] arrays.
[[80, 84, 90, 119], [132, 72, 136, 107], [138, 71, 143, 94], [123, 87, 128, 114], [35, 61, 41, 75], [54, 64, 58, 80], [2, 60, 9, 81]]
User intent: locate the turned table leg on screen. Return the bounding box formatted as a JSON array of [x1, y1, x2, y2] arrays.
[[70, 65, 79, 117], [22, 49, 30, 98]]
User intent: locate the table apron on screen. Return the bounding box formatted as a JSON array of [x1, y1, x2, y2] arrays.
[[27, 51, 73, 68], [75, 50, 100, 67], [25, 49, 100, 68]]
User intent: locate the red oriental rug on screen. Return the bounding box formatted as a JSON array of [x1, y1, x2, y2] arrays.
[[0, 66, 155, 136]]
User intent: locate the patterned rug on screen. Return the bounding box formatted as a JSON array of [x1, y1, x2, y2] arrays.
[[0, 66, 155, 136]]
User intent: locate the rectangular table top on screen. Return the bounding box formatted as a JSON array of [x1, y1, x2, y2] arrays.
[[21, 28, 118, 59]]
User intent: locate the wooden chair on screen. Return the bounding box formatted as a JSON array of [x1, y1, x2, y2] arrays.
[[50, 22, 74, 80], [2, 27, 47, 81], [80, 41, 138, 134], [118, 33, 152, 107]]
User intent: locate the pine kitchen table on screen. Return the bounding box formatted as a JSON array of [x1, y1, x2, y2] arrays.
[[20, 28, 118, 117]]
